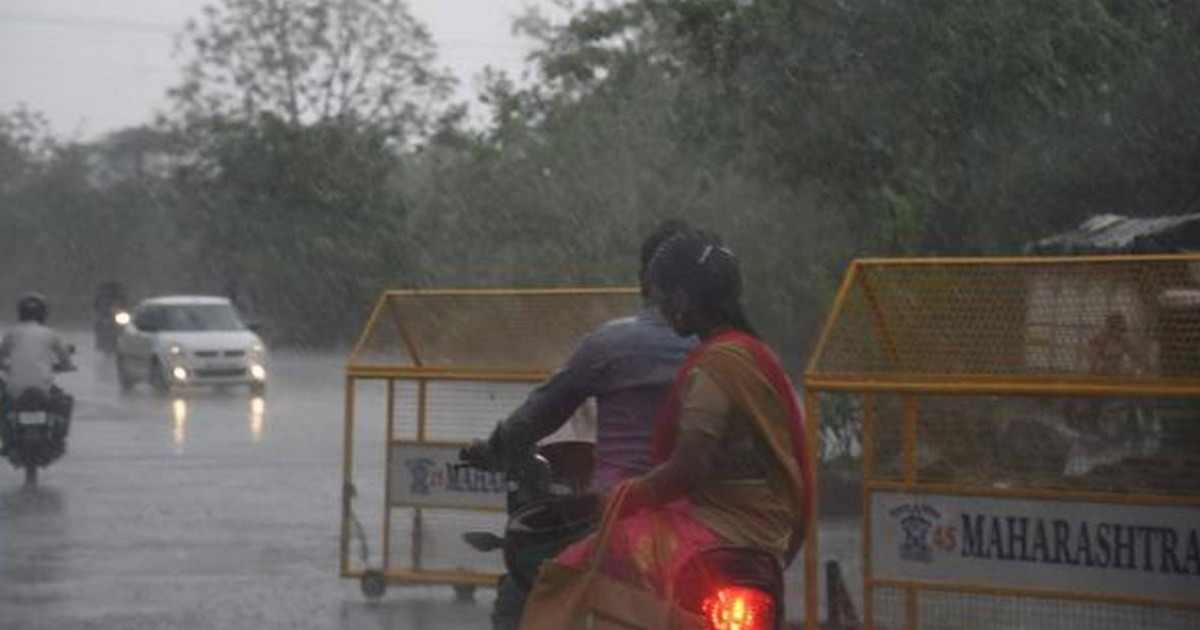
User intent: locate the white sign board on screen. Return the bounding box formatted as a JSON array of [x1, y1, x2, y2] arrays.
[[389, 442, 506, 510], [871, 491, 1200, 603]]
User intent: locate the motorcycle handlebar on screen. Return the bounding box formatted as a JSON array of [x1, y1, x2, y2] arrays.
[[458, 442, 553, 482], [458, 440, 501, 472]]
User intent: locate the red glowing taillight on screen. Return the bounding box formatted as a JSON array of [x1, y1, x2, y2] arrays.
[[701, 586, 775, 630]]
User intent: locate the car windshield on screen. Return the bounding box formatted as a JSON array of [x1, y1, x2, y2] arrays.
[[159, 304, 245, 332]]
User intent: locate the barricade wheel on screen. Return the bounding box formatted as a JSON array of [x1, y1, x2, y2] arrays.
[[453, 584, 476, 602], [360, 570, 387, 601]]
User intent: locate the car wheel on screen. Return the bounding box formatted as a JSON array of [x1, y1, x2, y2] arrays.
[[116, 355, 136, 393], [150, 358, 172, 396]]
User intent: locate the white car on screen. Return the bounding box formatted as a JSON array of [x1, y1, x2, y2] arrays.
[[115, 296, 268, 395]]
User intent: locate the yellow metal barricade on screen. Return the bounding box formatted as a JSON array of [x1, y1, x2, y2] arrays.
[[341, 287, 640, 597], [804, 256, 1200, 630]]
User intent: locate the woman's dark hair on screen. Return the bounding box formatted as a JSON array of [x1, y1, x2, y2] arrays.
[[647, 228, 758, 337]]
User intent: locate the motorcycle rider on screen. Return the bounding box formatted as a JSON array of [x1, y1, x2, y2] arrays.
[[94, 280, 130, 317], [520, 228, 814, 625], [93, 280, 131, 352], [468, 219, 697, 629], [0, 294, 76, 457]]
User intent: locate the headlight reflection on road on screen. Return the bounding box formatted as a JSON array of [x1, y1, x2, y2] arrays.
[[250, 396, 266, 442], [171, 398, 188, 452]]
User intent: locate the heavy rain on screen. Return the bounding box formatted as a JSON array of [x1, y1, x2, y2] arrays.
[[2, 1, 1199, 630]]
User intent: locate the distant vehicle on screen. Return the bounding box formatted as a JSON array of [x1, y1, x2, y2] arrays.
[[96, 305, 132, 356], [115, 296, 267, 395], [93, 280, 132, 356]]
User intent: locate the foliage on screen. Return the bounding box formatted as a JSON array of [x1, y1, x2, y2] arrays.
[[5, 0, 1200, 355], [172, 0, 453, 136], [0, 107, 55, 194], [174, 114, 409, 343], [0, 116, 182, 320], [403, 0, 1200, 359], [164, 0, 451, 344]]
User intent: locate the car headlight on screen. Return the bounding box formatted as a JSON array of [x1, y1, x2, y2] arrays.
[[249, 364, 267, 381], [114, 311, 131, 326], [172, 366, 188, 381], [169, 344, 183, 357]]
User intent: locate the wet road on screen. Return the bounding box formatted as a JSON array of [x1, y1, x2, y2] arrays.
[[0, 333, 495, 630]]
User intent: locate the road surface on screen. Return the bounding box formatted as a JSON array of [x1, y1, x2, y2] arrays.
[[1, 332, 846, 630], [0, 333, 496, 630]]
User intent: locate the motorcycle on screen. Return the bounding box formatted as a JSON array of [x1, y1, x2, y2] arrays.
[[95, 307, 131, 355], [458, 441, 785, 630], [1, 357, 75, 486]]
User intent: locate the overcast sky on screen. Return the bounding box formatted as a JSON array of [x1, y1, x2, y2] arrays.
[[0, 0, 558, 140]]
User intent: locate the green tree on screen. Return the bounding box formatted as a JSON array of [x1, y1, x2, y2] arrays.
[[168, 0, 452, 344], [174, 114, 408, 343], [0, 107, 55, 195], [410, 0, 1200, 362], [0, 113, 184, 319], [172, 0, 453, 135]]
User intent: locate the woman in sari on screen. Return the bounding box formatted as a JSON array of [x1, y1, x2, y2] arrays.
[[523, 228, 816, 624]]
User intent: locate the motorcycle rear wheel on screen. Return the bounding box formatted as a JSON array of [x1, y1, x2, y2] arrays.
[[116, 356, 136, 392], [150, 359, 172, 396]]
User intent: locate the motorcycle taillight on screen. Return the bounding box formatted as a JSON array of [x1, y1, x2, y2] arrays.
[[701, 586, 775, 630]]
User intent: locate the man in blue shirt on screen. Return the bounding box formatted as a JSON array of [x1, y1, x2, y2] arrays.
[[479, 219, 697, 489], [475, 219, 696, 629]]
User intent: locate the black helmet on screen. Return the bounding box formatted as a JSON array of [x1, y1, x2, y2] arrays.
[[99, 280, 124, 295], [17, 293, 48, 323]]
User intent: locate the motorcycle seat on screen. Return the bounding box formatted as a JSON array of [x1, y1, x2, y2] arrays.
[[12, 388, 51, 412]]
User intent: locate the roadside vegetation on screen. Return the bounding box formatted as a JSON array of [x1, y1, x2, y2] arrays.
[[2, 0, 1197, 354]]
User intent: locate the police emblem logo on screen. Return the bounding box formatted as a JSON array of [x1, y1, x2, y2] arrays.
[[889, 504, 942, 564], [405, 457, 436, 495]]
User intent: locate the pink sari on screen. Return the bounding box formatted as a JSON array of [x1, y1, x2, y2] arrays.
[[553, 330, 813, 597], [555, 497, 721, 597]]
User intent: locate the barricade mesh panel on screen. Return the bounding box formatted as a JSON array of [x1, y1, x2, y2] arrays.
[[353, 302, 408, 366], [350, 289, 641, 369], [865, 393, 1200, 495], [809, 258, 1200, 630], [811, 258, 1200, 381], [345, 288, 634, 586], [874, 585, 1200, 630], [389, 507, 507, 575], [345, 379, 389, 576], [388, 379, 420, 440], [388, 380, 535, 442]]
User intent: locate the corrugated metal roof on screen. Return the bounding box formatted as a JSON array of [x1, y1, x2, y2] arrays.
[[1026, 212, 1200, 254]]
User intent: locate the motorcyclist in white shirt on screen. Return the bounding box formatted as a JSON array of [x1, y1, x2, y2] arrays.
[[0, 294, 75, 456]]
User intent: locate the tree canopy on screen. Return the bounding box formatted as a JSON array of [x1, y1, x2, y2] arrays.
[[172, 0, 453, 136], [4, 0, 1199, 355]]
